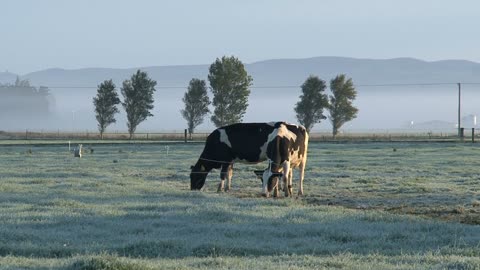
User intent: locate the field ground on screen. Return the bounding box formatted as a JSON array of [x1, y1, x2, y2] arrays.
[[0, 141, 479, 269]]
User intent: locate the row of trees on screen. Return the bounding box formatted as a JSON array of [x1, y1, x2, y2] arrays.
[[93, 70, 156, 139], [180, 56, 358, 138], [295, 74, 358, 138], [93, 55, 358, 139]]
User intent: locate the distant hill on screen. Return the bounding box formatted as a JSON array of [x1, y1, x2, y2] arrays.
[[0, 56, 479, 132], [2, 56, 480, 88]]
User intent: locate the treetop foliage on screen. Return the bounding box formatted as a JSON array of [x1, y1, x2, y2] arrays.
[[208, 56, 252, 127]]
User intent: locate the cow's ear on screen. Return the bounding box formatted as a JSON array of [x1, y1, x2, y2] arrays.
[[200, 165, 206, 171]]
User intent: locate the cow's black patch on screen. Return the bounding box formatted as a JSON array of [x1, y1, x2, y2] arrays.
[[190, 122, 277, 190]]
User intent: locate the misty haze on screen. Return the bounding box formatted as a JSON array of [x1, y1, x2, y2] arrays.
[[1, 57, 479, 133]]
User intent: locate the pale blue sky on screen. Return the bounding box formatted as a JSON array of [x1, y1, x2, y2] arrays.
[[2, 0, 479, 74]]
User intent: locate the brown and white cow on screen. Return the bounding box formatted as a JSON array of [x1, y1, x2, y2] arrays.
[[190, 122, 309, 197]]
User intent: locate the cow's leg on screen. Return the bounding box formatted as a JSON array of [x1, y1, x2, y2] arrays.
[[273, 179, 279, 198], [298, 163, 305, 196], [288, 169, 293, 197], [280, 173, 285, 192], [282, 161, 291, 197], [225, 164, 233, 192], [218, 164, 230, 192], [217, 180, 225, 192]]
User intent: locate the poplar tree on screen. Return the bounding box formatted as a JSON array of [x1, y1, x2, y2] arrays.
[[121, 70, 156, 139], [181, 78, 210, 139], [294, 75, 329, 132], [93, 79, 120, 139], [328, 74, 358, 138]]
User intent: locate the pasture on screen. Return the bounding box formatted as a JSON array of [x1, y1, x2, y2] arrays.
[[0, 141, 479, 269]]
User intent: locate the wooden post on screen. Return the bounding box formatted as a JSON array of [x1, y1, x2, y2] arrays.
[[458, 83, 462, 137], [472, 128, 475, 143], [184, 129, 187, 143], [460, 127, 464, 142]]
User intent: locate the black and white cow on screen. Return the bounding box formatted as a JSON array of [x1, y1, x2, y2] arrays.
[[260, 123, 309, 197], [190, 122, 309, 197]]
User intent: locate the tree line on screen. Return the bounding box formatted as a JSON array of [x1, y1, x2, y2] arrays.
[[93, 55, 357, 139], [0, 77, 53, 117]]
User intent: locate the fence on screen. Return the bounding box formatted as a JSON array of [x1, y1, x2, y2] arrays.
[[0, 129, 473, 142], [0, 130, 209, 141]]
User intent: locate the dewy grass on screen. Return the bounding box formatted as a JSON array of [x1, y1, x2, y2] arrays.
[[0, 142, 479, 269]]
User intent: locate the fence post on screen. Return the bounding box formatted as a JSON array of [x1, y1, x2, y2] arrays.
[[460, 128, 464, 141], [472, 128, 475, 143], [25, 129, 28, 140], [184, 129, 187, 143]]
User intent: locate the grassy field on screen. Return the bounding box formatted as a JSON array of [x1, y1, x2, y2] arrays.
[[0, 141, 479, 269]]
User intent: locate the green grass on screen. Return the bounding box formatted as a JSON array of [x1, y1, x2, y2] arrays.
[[0, 142, 479, 269]]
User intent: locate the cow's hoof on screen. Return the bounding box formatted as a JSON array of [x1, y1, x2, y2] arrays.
[[261, 193, 270, 198]]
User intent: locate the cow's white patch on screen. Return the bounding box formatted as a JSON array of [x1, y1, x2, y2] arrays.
[[276, 124, 297, 141], [218, 129, 232, 148], [288, 149, 303, 167]]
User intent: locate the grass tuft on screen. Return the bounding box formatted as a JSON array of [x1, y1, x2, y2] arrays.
[[117, 241, 185, 258], [70, 255, 150, 270]]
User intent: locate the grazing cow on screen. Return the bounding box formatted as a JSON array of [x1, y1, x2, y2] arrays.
[[190, 122, 309, 197], [261, 123, 309, 197]]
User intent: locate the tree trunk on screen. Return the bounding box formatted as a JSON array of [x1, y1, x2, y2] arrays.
[[332, 124, 338, 140]]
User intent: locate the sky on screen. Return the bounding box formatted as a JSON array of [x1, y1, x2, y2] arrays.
[[1, 0, 479, 75]]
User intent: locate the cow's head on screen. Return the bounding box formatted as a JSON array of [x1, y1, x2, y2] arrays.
[[190, 163, 209, 190], [261, 170, 283, 196], [267, 172, 283, 192]]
